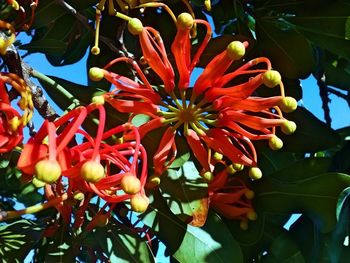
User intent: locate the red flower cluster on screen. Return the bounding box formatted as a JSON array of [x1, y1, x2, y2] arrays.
[[0, 72, 33, 153], [89, 12, 297, 183], [17, 102, 149, 228]]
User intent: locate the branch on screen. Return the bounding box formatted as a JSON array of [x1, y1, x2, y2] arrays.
[[0, 32, 59, 123], [327, 87, 350, 108]]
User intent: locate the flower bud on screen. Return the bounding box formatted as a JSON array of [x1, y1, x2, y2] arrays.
[[89, 67, 105, 81], [226, 41, 246, 60], [281, 120, 297, 135], [130, 194, 149, 213], [91, 46, 100, 55], [226, 165, 237, 174], [149, 174, 161, 186], [177, 13, 194, 30], [80, 160, 105, 183], [268, 135, 283, 150], [262, 70, 281, 88], [121, 173, 141, 194], [34, 159, 61, 184], [244, 190, 255, 199], [279, 97, 297, 113], [232, 163, 244, 171], [240, 219, 249, 230], [249, 167, 262, 180], [213, 152, 223, 161], [8, 116, 20, 132], [247, 210, 258, 221], [73, 191, 85, 201], [202, 171, 214, 182], [92, 95, 105, 105], [128, 18, 143, 35]]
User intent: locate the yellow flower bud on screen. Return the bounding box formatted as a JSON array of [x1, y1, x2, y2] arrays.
[[89, 67, 105, 81], [247, 210, 258, 221], [240, 219, 249, 230], [226, 165, 237, 174], [268, 135, 283, 150], [80, 160, 105, 183], [202, 171, 214, 182], [73, 191, 85, 201], [262, 70, 281, 88], [177, 13, 194, 30], [92, 95, 105, 105], [130, 194, 149, 213], [121, 173, 141, 194], [149, 174, 161, 186], [279, 97, 298, 113], [213, 152, 223, 161], [244, 190, 255, 199], [232, 163, 244, 171], [226, 41, 246, 60], [128, 18, 143, 35], [249, 167, 262, 180], [34, 159, 62, 184], [281, 120, 297, 135]]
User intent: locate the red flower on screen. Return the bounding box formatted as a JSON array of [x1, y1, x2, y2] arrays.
[[0, 73, 33, 153], [90, 12, 297, 181], [17, 102, 149, 225]]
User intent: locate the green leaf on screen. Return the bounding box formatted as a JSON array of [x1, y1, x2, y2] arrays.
[[254, 172, 350, 232], [141, 190, 243, 262], [336, 186, 350, 220], [284, 2, 350, 60], [20, 39, 68, 55], [0, 220, 44, 262], [289, 216, 320, 263], [268, 157, 331, 182], [87, 222, 155, 263], [173, 212, 243, 263], [323, 56, 350, 91], [255, 19, 315, 79], [261, 231, 306, 263], [161, 161, 208, 226], [279, 107, 341, 152], [32, 1, 67, 27]]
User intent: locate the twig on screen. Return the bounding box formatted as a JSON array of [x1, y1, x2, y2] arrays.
[[327, 87, 350, 108]]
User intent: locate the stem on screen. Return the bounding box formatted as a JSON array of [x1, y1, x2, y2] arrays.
[[31, 69, 80, 106], [0, 193, 68, 221]]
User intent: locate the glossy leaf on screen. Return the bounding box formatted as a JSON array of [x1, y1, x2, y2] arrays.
[[19, 39, 68, 55], [256, 19, 315, 79], [161, 161, 208, 226], [87, 222, 155, 263], [254, 172, 350, 232], [0, 220, 43, 261], [279, 107, 341, 152]]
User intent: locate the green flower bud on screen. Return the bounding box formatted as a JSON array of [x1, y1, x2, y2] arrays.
[[249, 167, 262, 180], [268, 135, 283, 150]]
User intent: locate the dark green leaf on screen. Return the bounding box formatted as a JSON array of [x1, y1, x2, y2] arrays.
[[87, 222, 155, 263], [279, 107, 341, 152], [32, 1, 67, 27], [20, 39, 68, 55], [254, 172, 350, 232], [0, 220, 44, 262], [256, 19, 315, 79]]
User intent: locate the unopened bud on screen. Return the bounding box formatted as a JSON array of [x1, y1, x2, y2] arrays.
[[89, 67, 105, 81], [34, 159, 61, 184], [268, 135, 283, 150], [247, 210, 258, 221], [240, 219, 249, 230], [281, 120, 297, 135], [92, 95, 105, 105], [177, 13, 194, 30], [80, 160, 105, 183], [249, 167, 262, 180], [279, 97, 297, 113], [202, 171, 214, 182], [130, 194, 149, 213], [32, 177, 46, 188], [226, 165, 237, 174], [121, 173, 141, 194], [262, 70, 281, 88], [244, 190, 255, 199], [226, 41, 246, 60], [149, 174, 161, 185], [232, 163, 244, 171], [73, 191, 85, 201], [128, 18, 143, 35], [213, 152, 223, 161]]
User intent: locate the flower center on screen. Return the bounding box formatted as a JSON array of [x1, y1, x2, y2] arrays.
[[160, 90, 217, 135]]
